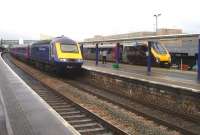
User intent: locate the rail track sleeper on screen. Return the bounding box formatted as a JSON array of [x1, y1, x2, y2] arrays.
[[55, 107, 77, 112], [35, 90, 49, 93], [41, 98, 63, 101], [73, 122, 101, 129], [52, 105, 73, 109], [46, 100, 66, 103], [58, 110, 81, 116], [100, 133, 113, 135], [68, 119, 94, 125], [62, 114, 86, 119], [63, 117, 88, 121], [38, 93, 59, 97], [49, 102, 70, 106], [57, 111, 81, 116], [77, 127, 108, 134], [41, 96, 64, 100]]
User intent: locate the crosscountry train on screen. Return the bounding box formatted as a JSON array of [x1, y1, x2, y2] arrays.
[[83, 41, 171, 67], [10, 36, 83, 72]]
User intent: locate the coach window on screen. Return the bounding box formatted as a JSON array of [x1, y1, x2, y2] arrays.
[[90, 48, 95, 53], [107, 48, 112, 54]]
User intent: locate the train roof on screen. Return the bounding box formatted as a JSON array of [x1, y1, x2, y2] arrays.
[[32, 40, 51, 45], [10, 44, 29, 48], [32, 36, 76, 46], [83, 41, 148, 48], [52, 36, 76, 44], [80, 33, 200, 44], [83, 44, 116, 48]]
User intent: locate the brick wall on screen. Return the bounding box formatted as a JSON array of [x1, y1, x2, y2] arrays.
[[82, 69, 200, 121]]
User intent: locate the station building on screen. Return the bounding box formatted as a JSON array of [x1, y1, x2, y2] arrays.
[[84, 29, 198, 56], [84, 28, 199, 68]]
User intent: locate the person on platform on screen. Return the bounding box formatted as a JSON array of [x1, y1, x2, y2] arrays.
[[102, 49, 107, 64]]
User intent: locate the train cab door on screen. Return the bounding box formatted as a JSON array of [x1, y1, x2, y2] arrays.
[[112, 44, 123, 61], [50, 42, 57, 62]]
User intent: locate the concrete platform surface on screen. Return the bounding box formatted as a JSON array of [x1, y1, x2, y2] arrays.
[[83, 60, 200, 92], [0, 53, 80, 135]]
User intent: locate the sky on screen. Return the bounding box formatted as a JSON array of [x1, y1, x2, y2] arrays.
[[0, 0, 199, 41]]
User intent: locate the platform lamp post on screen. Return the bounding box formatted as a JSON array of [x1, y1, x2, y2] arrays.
[[198, 39, 200, 81], [95, 43, 99, 66], [154, 13, 161, 33], [147, 41, 152, 75]]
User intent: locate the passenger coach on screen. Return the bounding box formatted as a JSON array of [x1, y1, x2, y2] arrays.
[[83, 41, 171, 67], [10, 36, 83, 72]]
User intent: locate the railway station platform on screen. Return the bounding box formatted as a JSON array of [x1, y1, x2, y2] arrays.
[[82, 60, 200, 128], [0, 53, 80, 135], [83, 60, 199, 92]]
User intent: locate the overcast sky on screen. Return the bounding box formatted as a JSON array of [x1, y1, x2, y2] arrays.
[[0, 0, 199, 41]]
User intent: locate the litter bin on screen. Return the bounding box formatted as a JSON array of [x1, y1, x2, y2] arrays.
[[112, 63, 119, 69]]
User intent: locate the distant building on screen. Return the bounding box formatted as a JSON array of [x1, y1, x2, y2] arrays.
[[83, 28, 199, 56], [1, 40, 37, 46], [84, 28, 183, 41], [40, 34, 53, 40], [156, 28, 182, 35]]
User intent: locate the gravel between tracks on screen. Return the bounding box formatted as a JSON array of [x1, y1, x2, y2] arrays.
[[9, 56, 181, 135]]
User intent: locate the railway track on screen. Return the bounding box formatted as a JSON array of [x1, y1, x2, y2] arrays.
[[62, 78, 200, 135], [33, 87, 120, 135], [4, 53, 200, 135], [2, 53, 128, 135]]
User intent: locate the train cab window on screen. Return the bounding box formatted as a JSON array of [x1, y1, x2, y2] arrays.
[[60, 44, 78, 53], [152, 42, 167, 54]]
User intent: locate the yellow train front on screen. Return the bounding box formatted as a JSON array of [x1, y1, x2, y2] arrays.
[[113, 41, 171, 67], [30, 36, 83, 72], [150, 42, 171, 67]]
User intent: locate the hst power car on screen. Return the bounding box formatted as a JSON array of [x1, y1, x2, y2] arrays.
[[10, 36, 83, 72]]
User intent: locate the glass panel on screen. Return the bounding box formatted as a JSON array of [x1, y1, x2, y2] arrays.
[[152, 42, 167, 54], [60, 44, 78, 53]]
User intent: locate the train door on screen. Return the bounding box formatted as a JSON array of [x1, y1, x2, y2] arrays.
[[119, 45, 123, 62], [111, 44, 123, 62]]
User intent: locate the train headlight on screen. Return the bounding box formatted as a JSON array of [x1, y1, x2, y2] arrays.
[[156, 58, 160, 63], [60, 58, 67, 62], [169, 56, 171, 63], [76, 59, 83, 63]]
